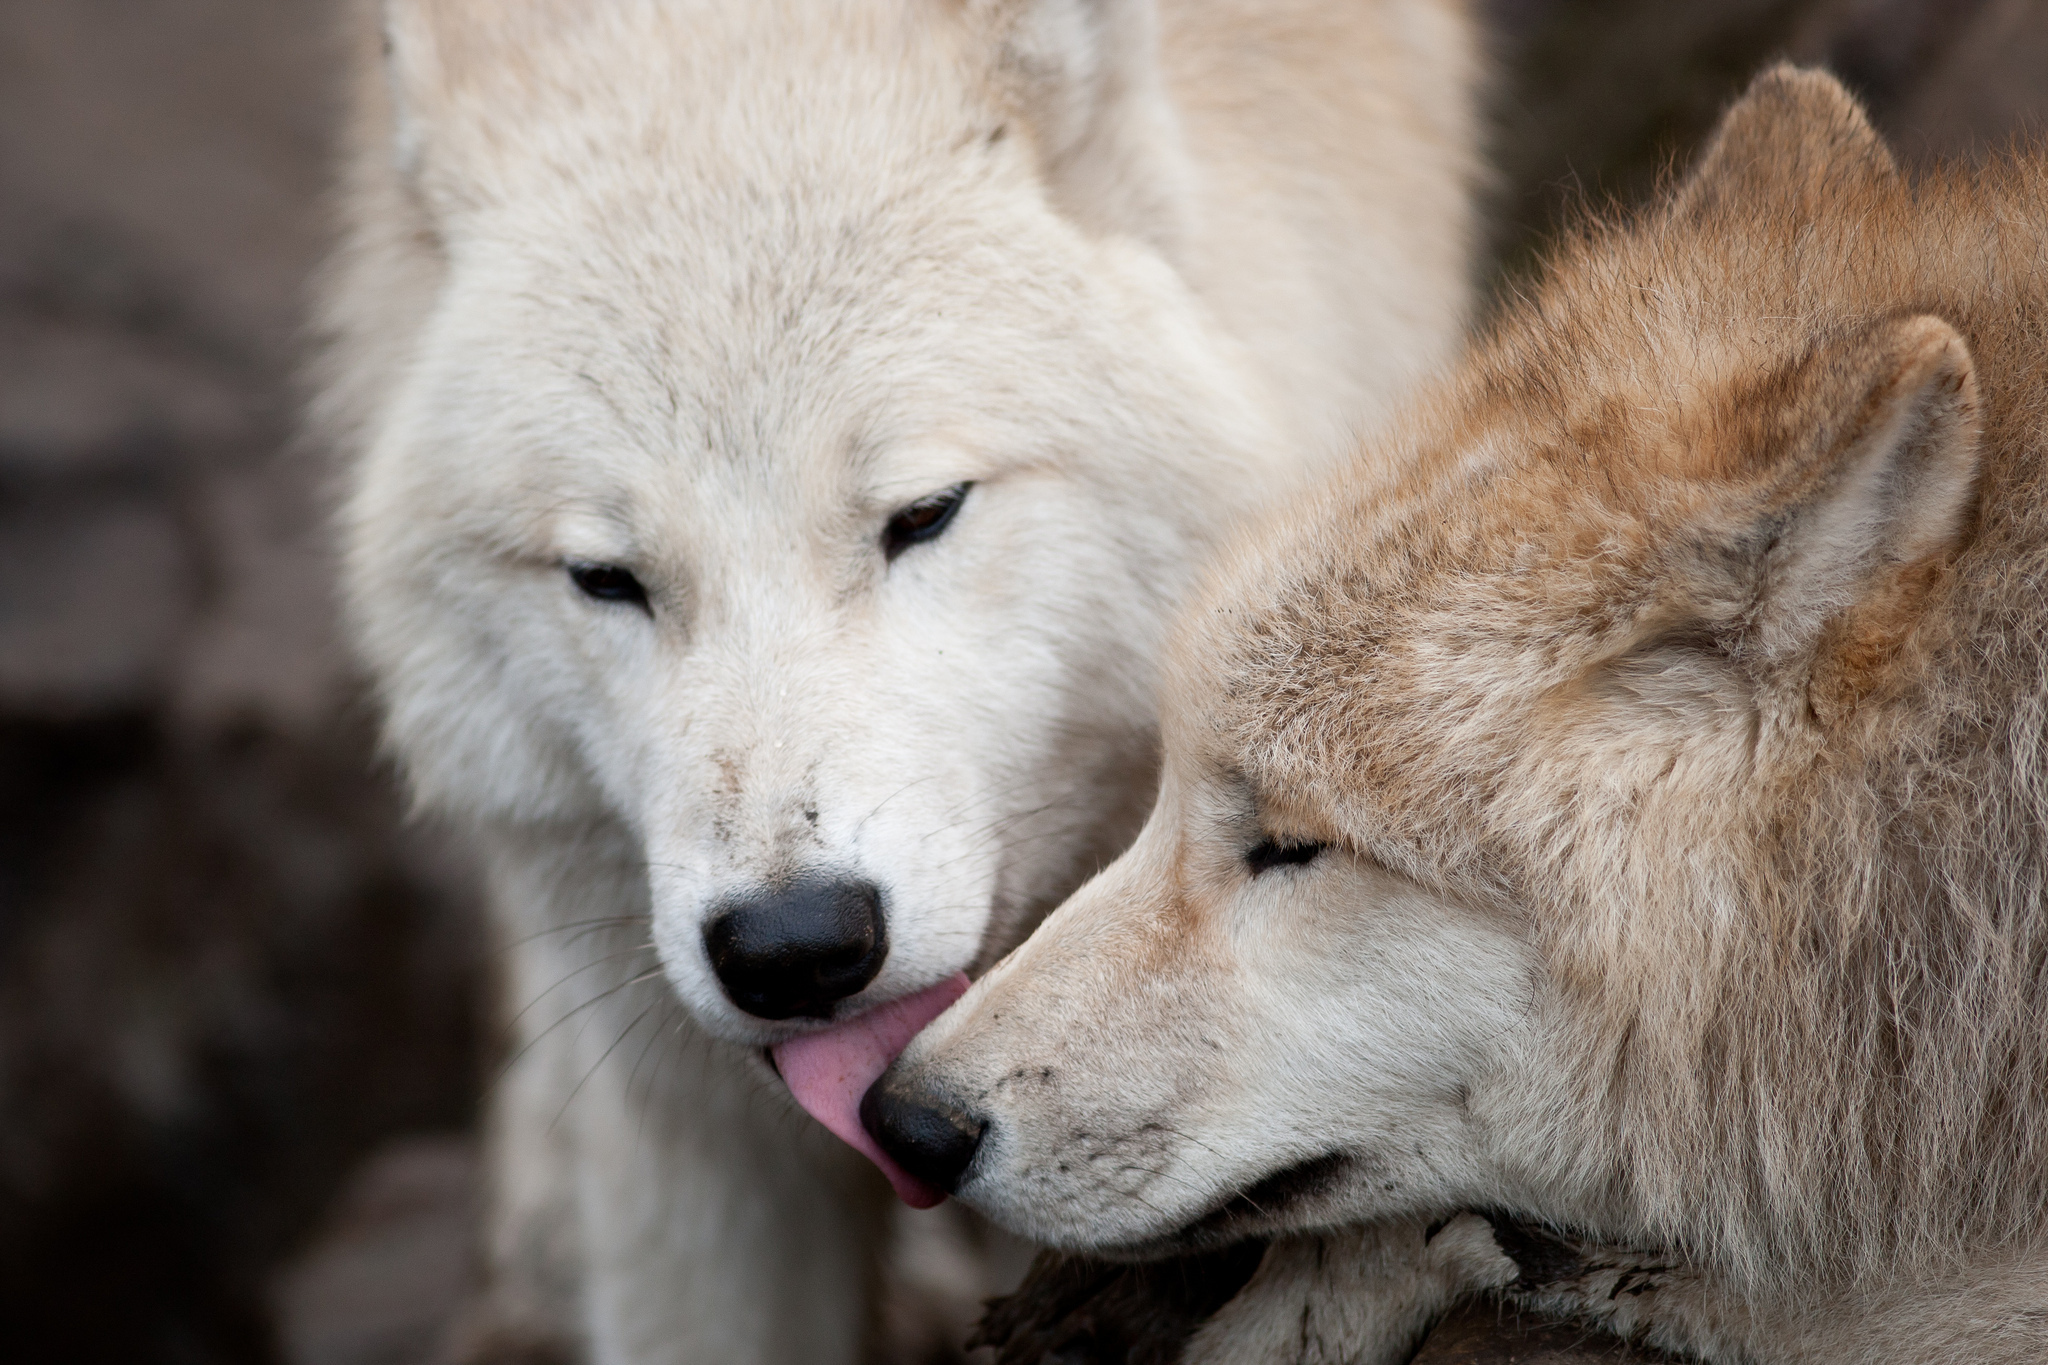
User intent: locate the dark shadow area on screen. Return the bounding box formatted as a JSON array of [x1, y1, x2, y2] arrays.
[[1, 3, 480, 1361]]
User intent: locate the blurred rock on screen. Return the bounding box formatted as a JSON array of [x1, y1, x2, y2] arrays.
[[274, 1137, 481, 1365]]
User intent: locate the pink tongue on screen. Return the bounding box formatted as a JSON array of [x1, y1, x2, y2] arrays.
[[773, 972, 970, 1208]]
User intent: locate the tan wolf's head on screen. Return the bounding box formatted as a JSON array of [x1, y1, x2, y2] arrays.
[[879, 67, 2048, 1288]]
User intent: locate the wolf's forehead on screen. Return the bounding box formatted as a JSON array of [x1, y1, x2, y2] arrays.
[[1182, 455, 1647, 732], [498, 114, 1033, 315], [455, 159, 1062, 454]]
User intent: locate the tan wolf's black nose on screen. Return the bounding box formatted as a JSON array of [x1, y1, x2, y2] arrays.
[[704, 878, 887, 1020], [860, 1072, 986, 1194]]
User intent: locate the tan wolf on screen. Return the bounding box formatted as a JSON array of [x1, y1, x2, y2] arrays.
[[317, 0, 1482, 1360], [873, 67, 2048, 1364]]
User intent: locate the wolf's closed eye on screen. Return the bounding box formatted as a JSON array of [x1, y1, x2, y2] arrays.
[[1246, 837, 1325, 875], [567, 561, 651, 611], [884, 483, 972, 560]]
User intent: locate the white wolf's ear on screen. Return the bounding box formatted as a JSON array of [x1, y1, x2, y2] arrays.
[[972, 0, 1193, 256], [1673, 64, 1899, 225], [380, 0, 442, 182], [1737, 315, 1981, 672], [376, 0, 495, 219]]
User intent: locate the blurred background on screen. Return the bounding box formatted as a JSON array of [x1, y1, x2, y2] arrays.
[[2, 2, 2044, 1362]]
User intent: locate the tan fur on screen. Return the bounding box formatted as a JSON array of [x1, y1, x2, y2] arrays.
[[891, 68, 2048, 1362], [1197, 68, 2043, 1289]]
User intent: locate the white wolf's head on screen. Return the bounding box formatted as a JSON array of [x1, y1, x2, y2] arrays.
[[337, 0, 1290, 1044]]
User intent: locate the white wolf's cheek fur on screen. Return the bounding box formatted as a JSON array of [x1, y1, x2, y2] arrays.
[[356, 433, 1186, 1043], [907, 843, 1543, 1250], [346, 467, 614, 826]]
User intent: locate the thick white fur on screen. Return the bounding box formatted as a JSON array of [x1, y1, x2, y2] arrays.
[[318, 1, 1481, 1360]]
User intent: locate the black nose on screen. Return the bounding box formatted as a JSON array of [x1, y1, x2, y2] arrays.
[[703, 878, 887, 1020], [859, 1072, 986, 1195]]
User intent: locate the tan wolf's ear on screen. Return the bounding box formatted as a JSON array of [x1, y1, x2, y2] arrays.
[[1673, 64, 1899, 224], [971, 0, 1193, 256], [1741, 315, 1981, 668]]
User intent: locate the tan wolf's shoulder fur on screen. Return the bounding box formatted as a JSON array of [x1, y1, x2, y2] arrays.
[[887, 67, 2048, 1364]]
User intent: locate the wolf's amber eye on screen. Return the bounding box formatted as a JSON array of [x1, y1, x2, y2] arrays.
[[883, 482, 971, 560], [567, 562, 650, 611], [1246, 837, 1324, 875]]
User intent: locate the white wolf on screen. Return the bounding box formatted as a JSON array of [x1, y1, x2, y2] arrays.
[[319, 0, 1479, 1360]]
